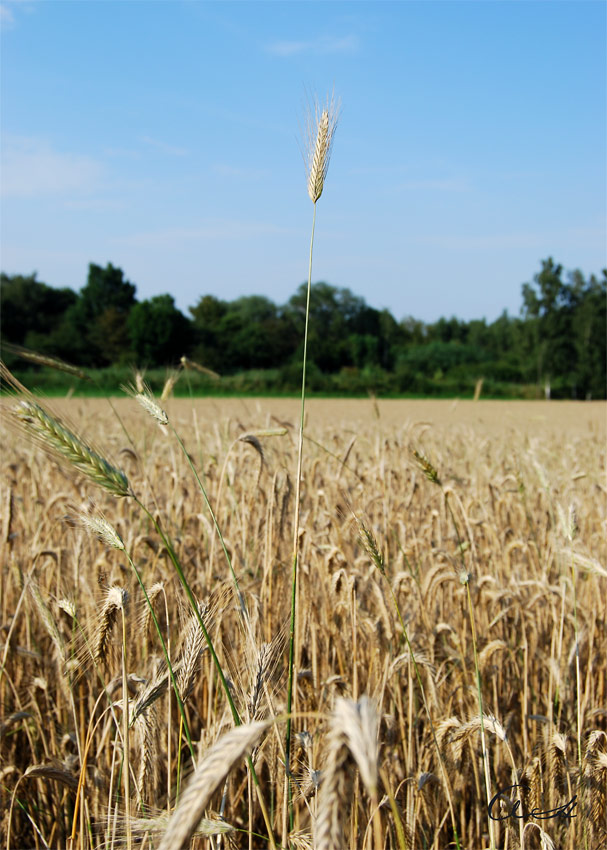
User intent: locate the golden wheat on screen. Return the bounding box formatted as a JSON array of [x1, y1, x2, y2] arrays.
[[0, 398, 604, 849]]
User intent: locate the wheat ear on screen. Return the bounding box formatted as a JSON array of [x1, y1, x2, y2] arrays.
[[315, 697, 381, 850], [247, 642, 273, 722], [335, 696, 380, 799], [175, 601, 210, 702], [123, 381, 169, 425], [29, 583, 65, 662], [157, 720, 268, 850], [583, 730, 607, 838], [135, 705, 159, 808], [306, 94, 339, 203], [521, 822, 557, 850], [314, 711, 353, 850], [120, 811, 234, 842], [94, 586, 128, 666], [336, 696, 383, 850], [2, 342, 90, 379], [79, 512, 125, 550], [10, 394, 129, 496]]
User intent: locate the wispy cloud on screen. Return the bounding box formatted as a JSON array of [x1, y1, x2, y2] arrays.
[[104, 146, 142, 160], [140, 135, 189, 157], [1, 136, 103, 197], [0, 4, 15, 27], [63, 198, 125, 212], [266, 33, 359, 57], [411, 231, 547, 251], [1, 0, 35, 30], [114, 219, 294, 249]]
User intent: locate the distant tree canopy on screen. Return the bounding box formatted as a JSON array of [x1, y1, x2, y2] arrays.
[[190, 294, 295, 372], [129, 294, 191, 367], [61, 263, 137, 366], [1, 258, 605, 398], [0, 272, 77, 351]]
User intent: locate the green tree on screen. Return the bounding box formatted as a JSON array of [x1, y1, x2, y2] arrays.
[[0, 272, 77, 354], [376, 309, 403, 370], [62, 263, 137, 366], [570, 270, 606, 398], [220, 295, 296, 371], [399, 315, 427, 346], [189, 295, 228, 372], [485, 311, 526, 383], [286, 282, 380, 372], [128, 294, 191, 366], [79, 262, 137, 320], [521, 257, 576, 392], [347, 333, 379, 369], [427, 316, 465, 344]]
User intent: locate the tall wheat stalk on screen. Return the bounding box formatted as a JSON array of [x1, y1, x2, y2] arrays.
[[285, 93, 339, 838]]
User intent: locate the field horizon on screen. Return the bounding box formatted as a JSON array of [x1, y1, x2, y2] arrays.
[[44, 396, 607, 438]]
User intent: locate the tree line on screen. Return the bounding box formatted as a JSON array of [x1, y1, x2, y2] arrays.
[[1, 258, 605, 398]]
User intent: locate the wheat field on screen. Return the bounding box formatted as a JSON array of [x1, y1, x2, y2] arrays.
[[1, 395, 605, 850]]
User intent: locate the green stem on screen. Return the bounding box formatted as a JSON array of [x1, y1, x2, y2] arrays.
[[122, 549, 195, 761], [133, 496, 239, 725], [286, 201, 317, 833]]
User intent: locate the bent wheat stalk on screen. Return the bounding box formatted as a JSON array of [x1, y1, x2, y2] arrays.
[[157, 720, 269, 850]]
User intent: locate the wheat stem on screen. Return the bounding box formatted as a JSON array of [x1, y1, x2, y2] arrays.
[[286, 200, 317, 840], [168, 423, 250, 628], [124, 550, 195, 760], [132, 496, 277, 849]]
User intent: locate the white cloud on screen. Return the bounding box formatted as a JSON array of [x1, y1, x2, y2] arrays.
[[140, 136, 189, 157], [266, 34, 359, 57], [1, 136, 103, 197]]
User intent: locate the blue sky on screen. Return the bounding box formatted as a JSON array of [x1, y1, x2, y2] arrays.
[[1, 0, 605, 323]]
